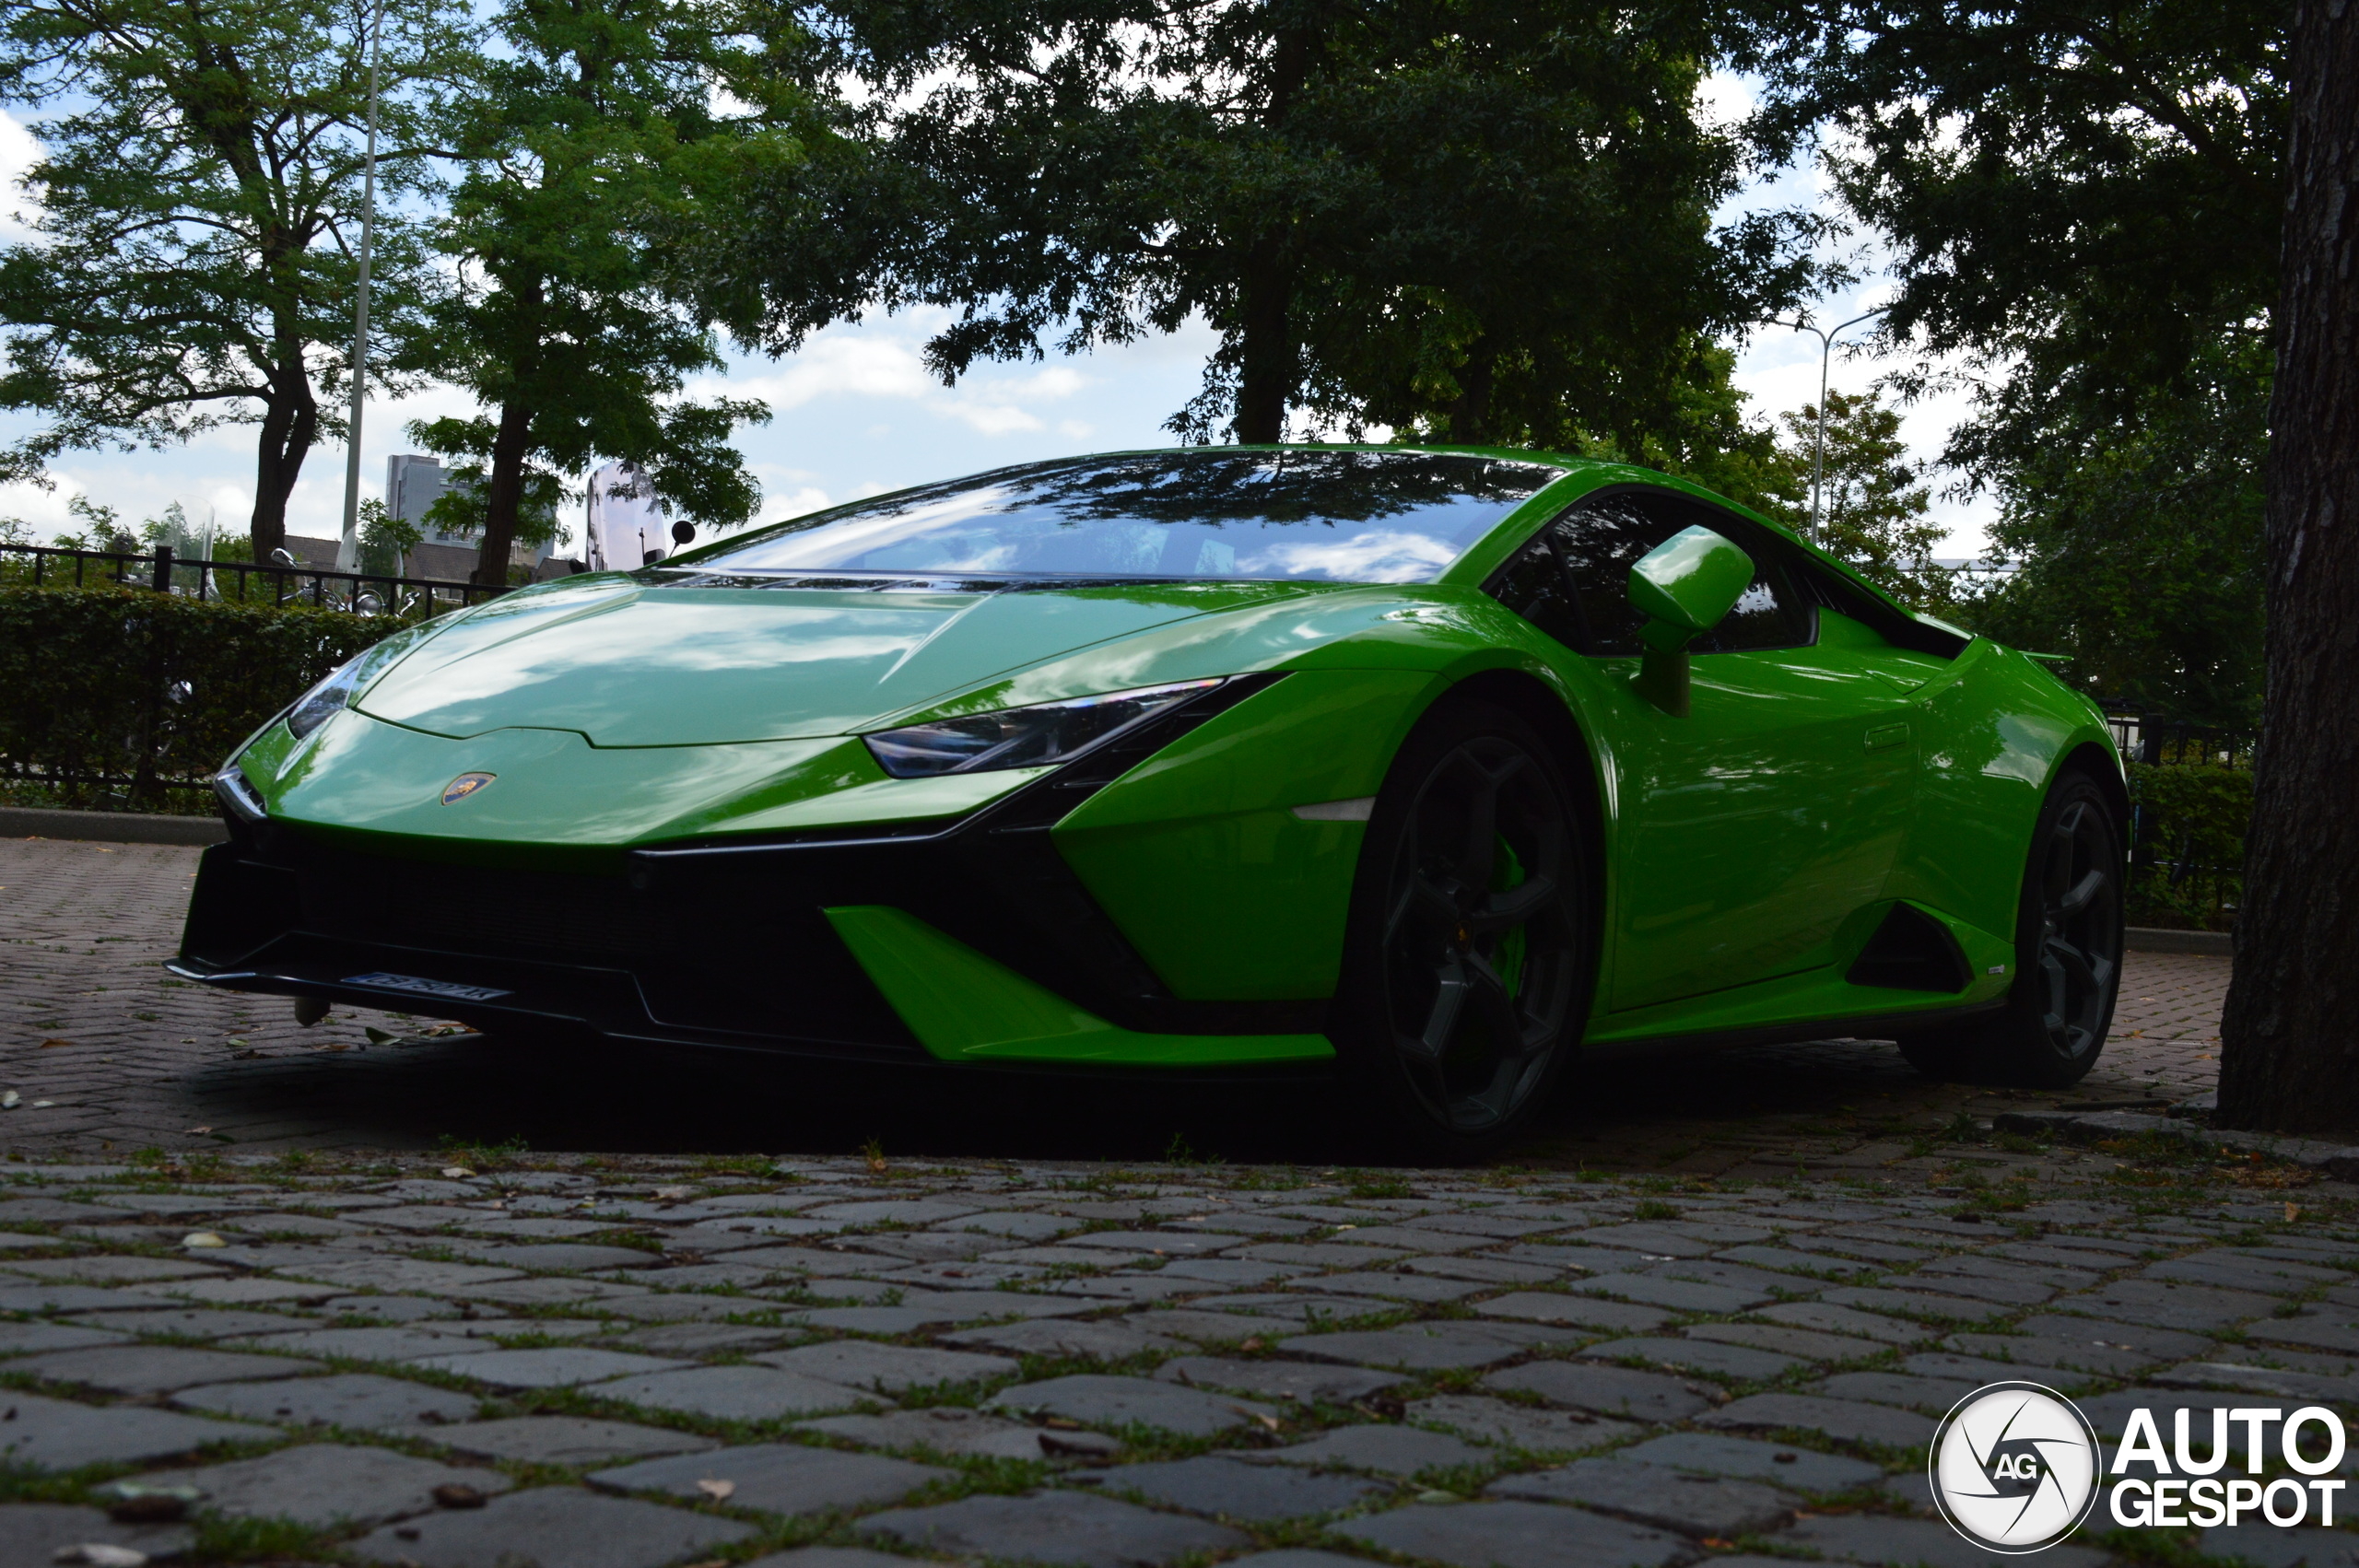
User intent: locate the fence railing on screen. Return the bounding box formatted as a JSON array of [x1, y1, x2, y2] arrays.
[[2106, 713, 2258, 769], [0, 541, 509, 616]]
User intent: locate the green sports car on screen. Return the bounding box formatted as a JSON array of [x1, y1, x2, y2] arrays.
[[175, 446, 2126, 1153]]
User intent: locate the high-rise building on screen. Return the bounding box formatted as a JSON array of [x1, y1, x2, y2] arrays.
[[386, 454, 453, 539]]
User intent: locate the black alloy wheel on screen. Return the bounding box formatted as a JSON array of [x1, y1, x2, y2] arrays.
[[1900, 772, 2123, 1088], [1344, 699, 1590, 1152], [2032, 793, 2122, 1067]]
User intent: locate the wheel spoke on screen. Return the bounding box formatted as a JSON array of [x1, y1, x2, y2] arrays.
[[1462, 949, 1525, 1047], [2056, 869, 2107, 919], [1466, 874, 1556, 934], [1451, 756, 1516, 897], [1405, 954, 1470, 1060], [2047, 935, 2098, 991]]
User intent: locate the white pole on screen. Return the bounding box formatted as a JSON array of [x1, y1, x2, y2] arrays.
[[1766, 306, 1888, 548], [335, 0, 388, 573]]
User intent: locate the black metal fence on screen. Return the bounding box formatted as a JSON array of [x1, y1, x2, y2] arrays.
[[0, 540, 507, 616], [2105, 713, 2259, 769]]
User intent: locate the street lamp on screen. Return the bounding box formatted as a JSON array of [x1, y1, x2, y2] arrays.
[[334, 0, 388, 574], [1766, 306, 1888, 546]]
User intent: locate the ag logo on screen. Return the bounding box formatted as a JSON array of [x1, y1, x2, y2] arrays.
[[1930, 1381, 2103, 1553], [440, 772, 496, 805]]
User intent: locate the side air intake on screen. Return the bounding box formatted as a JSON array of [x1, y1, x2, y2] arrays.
[[1846, 902, 1974, 992]]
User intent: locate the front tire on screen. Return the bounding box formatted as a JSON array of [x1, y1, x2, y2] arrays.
[[1900, 770, 2125, 1088], [1332, 697, 1594, 1158]]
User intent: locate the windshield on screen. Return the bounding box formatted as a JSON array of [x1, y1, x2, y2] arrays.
[[684, 449, 1565, 584]]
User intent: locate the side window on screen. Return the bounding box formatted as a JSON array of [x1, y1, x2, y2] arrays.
[[1487, 538, 1586, 649], [1549, 492, 1813, 655]]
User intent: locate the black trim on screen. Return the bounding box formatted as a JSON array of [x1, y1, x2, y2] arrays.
[[1580, 999, 2006, 1062], [174, 673, 1322, 1059], [1846, 902, 1974, 992]]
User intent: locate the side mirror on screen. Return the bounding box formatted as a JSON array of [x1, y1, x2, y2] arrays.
[[1626, 525, 1754, 716]]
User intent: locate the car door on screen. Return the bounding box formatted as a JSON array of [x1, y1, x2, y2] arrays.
[[1495, 490, 1938, 1012]]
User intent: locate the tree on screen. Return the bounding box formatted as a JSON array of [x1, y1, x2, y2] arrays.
[[395, 0, 792, 586], [0, 0, 456, 557], [2215, 0, 2359, 1133], [1761, 387, 1947, 608], [1730, 0, 2281, 708], [801, 0, 1818, 449], [1956, 333, 2268, 722]]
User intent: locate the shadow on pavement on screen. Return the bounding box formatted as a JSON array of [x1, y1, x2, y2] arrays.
[[182, 1025, 1938, 1167]]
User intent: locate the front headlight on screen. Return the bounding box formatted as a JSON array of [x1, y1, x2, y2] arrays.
[[285, 655, 370, 740], [863, 678, 1225, 778]]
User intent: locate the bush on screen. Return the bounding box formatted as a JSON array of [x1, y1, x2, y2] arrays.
[[2125, 761, 2251, 931], [0, 584, 420, 813]]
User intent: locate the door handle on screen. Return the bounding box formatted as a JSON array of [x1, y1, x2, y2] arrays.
[[1865, 722, 1909, 753]]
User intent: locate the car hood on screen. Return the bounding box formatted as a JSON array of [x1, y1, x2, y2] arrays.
[[354, 575, 1320, 745]]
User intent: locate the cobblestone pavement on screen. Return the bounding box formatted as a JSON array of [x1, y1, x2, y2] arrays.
[[0, 1146, 2355, 1566], [1, 838, 2232, 1166]]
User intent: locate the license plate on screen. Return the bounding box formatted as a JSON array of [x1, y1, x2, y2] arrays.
[[342, 972, 511, 1002]]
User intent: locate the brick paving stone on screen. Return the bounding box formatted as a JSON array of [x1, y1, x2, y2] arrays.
[[1880, 1269, 2057, 1305], [446, 1241, 664, 1270], [590, 1365, 868, 1422], [1215, 1553, 1381, 1568], [437, 1415, 722, 1465], [1235, 1242, 1411, 1269], [756, 1340, 1016, 1392], [227, 1326, 487, 1361], [743, 1550, 936, 1568], [863, 1489, 1250, 1567], [1683, 1322, 1888, 1362], [1152, 1354, 1406, 1404], [413, 1345, 689, 1388], [1080, 1454, 1386, 1521], [611, 1321, 791, 1356], [1614, 1433, 1884, 1492], [164, 1440, 516, 1527], [1936, 1332, 2159, 1375], [1577, 1273, 1772, 1313], [1251, 1424, 1485, 1476], [798, 1405, 1120, 1460], [1473, 1293, 1670, 1332], [1698, 1393, 1938, 1448], [1276, 1322, 1540, 1371], [1153, 1258, 1315, 1287], [1484, 1362, 1715, 1422], [1486, 1457, 1798, 1537], [15, 1343, 322, 1395], [0, 1502, 195, 1567], [2192, 1524, 2359, 1568], [788, 1305, 965, 1334], [73, 1305, 311, 1340], [172, 1371, 480, 1431], [1810, 1370, 1978, 1412], [1402, 1255, 1560, 1285], [2050, 1278, 2277, 1330], [1336, 1499, 1685, 1568], [6, 1254, 227, 1283], [1405, 1395, 1639, 1454], [0, 1321, 126, 1354], [1712, 1246, 1883, 1279], [1817, 1286, 2015, 1323], [589, 1442, 950, 1515], [348, 1484, 759, 1567], [0, 1388, 267, 1469], [990, 1373, 1276, 1436], [129, 1275, 347, 1305], [275, 1258, 526, 1293], [945, 1317, 1180, 1359], [1772, 1513, 2109, 1568], [1303, 1271, 1490, 1303], [2007, 1314, 2214, 1360], [1579, 1337, 1803, 1381]]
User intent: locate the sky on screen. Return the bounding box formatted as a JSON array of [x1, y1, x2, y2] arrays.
[[0, 78, 2001, 558]]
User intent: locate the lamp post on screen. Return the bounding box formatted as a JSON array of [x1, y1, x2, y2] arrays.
[[1768, 306, 1888, 545], [334, 0, 389, 574]]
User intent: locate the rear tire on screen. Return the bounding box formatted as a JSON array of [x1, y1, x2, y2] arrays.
[[1899, 771, 2124, 1088], [1332, 696, 1594, 1159]]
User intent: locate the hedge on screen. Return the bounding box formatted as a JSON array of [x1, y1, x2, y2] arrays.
[[0, 584, 421, 813], [2125, 760, 2250, 931]]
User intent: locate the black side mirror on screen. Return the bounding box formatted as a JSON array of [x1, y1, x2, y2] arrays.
[[671, 521, 695, 545]]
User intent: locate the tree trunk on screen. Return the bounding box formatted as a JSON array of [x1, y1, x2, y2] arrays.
[[249, 356, 317, 561], [2214, 0, 2359, 1133], [474, 398, 534, 589], [1446, 341, 1497, 445], [1234, 240, 1294, 444]]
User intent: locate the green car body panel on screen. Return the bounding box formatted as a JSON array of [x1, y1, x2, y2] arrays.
[[185, 446, 2119, 1073]]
